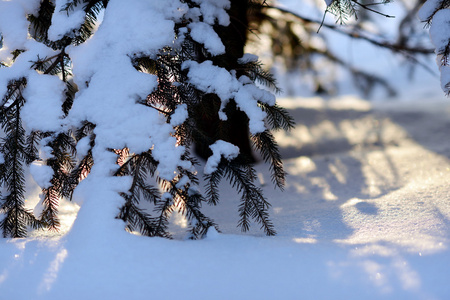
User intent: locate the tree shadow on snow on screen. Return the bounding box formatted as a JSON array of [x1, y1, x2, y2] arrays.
[[268, 105, 404, 241]]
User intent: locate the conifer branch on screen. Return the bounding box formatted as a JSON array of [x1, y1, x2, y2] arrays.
[[41, 187, 61, 231], [204, 167, 224, 205], [0, 79, 27, 115], [152, 194, 174, 238], [251, 131, 286, 190], [214, 161, 276, 236], [259, 103, 295, 132], [39, 132, 76, 231], [0, 100, 43, 237], [350, 0, 394, 18]]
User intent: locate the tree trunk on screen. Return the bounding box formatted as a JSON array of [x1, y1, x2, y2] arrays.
[[194, 0, 256, 162]]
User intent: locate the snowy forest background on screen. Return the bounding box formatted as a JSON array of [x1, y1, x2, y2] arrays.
[[1, 0, 450, 299]]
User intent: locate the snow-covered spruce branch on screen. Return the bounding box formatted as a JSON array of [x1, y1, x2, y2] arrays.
[[0, 0, 292, 238]]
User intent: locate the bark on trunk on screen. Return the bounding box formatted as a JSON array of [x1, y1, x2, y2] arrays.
[[194, 0, 256, 162]]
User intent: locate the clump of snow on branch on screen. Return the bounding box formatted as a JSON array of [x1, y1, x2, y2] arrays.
[[0, 0, 279, 238], [0, 1, 53, 101], [170, 104, 188, 126], [192, 0, 230, 26], [441, 66, 450, 92], [37, 138, 54, 161], [204, 140, 239, 174], [182, 60, 276, 134], [30, 162, 54, 189], [429, 9, 450, 55], [0, 0, 41, 61], [419, 2, 450, 94], [429, 9, 450, 93], [185, 0, 230, 55], [75, 136, 91, 160], [0, 41, 56, 102], [48, 0, 87, 41], [188, 22, 225, 55], [21, 72, 66, 133], [418, 0, 444, 21], [238, 53, 259, 64]]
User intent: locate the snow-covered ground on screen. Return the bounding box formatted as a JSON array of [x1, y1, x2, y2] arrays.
[[1, 93, 450, 299], [2, 1, 450, 299]]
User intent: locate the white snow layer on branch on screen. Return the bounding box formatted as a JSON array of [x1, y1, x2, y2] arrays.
[[192, 0, 230, 26], [418, 0, 444, 21], [0, 0, 56, 107], [0, 40, 57, 106], [428, 8, 450, 93], [238, 53, 259, 64], [60, 0, 191, 237], [170, 104, 188, 126], [22, 72, 66, 133], [30, 161, 54, 189], [0, 0, 41, 61], [48, 0, 87, 41], [204, 140, 239, 174], [67, 0, 187, 164], [182, 60, 276, 134], [441, 66, 450, 93], [188, 22, 225, 55], [0, 0, 48, 102], [429, 9, 450, 54], [76, 136, 91, 160]]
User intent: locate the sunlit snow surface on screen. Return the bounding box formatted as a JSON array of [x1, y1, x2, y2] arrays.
[[1, 1, 450, 297], [1, 95, 450, 299]]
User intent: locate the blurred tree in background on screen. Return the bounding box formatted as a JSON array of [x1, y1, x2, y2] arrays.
[[247, 0, 434, 97]]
